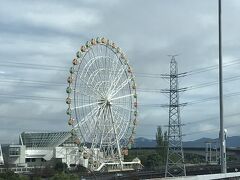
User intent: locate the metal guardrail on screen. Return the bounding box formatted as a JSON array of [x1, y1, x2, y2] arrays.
[[171, 172, 240, 180]]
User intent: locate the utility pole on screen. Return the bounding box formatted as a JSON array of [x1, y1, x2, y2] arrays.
[[165, 55, 186, 177], [218, 0, 227, 173]]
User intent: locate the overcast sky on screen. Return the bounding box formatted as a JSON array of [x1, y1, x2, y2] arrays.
[[0, 0, 240, 143]]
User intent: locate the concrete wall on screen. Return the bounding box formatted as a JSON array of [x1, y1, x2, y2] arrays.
[[55, 146, 78, 165], [1, 144, 26, 167]]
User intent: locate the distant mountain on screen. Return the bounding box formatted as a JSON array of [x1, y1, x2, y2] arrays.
[[225, 136, 240, 147], [183, 137, 213, 148], [134, 136, 240, 148], [134, 137, 156, 148]]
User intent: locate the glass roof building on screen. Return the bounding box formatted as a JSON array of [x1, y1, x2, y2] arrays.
[[20, 131, 72, 148], [1, 131, 81, 169]]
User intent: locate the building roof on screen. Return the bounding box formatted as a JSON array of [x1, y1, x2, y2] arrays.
[[20, 131, 72, 148]]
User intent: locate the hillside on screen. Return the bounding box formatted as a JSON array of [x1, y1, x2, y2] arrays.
[[134, 136, 240, 148]]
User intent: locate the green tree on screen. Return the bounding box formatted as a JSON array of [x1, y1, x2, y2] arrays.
[[145, 153, 162, 169], [0, 170, 28, 180], [156, 126, 168, 164], [54, 162, 68, 172], [50, 172, 78, 180]]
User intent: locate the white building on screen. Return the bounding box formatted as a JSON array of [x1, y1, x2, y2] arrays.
[[1, 131, 85, 168], [1, 132, 142, 172], [0, 145, 4, 166]]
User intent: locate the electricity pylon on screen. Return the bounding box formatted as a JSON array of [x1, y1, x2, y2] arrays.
[[164, 55, 186, 177]]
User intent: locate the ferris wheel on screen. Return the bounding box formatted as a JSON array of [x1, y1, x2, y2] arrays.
[[66, 37, 138, 171]]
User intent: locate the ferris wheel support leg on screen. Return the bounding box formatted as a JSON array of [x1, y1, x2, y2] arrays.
[[99, 108, 107, 150], [90, 105, 107, 152], [109, 106, 123, 171]]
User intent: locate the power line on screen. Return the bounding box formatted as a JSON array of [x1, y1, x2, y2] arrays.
[[1, 111, 240, 138], [138, 74, 240, 93], [1, 71, 240, 93], [0, 84, 239, 106], [184, 122, 240, 136], [138, 112, 240, 128], [138, 90, 240, 107], [184, 112, 240, 126], [0, 93, 62, 101], [0, 57, 240, 78], [0, 79, 240, 107], [0, 78, 65, 87], [186, 58, 240, 76]]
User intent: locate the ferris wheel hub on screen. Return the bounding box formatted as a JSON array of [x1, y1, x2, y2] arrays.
[[106, 100, 111, 106], [98, 97, 112, 106]]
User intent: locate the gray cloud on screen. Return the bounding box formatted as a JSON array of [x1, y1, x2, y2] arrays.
[[0, 0, 240, 144]]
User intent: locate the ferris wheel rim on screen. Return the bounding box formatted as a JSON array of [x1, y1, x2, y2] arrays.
[[66, 37, 137, 150]]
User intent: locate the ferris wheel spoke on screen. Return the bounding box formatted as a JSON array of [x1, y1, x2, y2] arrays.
[[87, 101, 105, 126], [88, 104, 106, 141], [108, 65, 127, 96], [73, 107, 100, 144], [102, 110, 127, 144], [83, 56, 111, 78], [85, 53, 101, 83], [93, 60, 105, 90], [87, 79, 105, 98], [108, 106, 123, 162], [114, 107, 130, 125], [72, 101, 99, 110], [92, 81, 109, 97], [111, 110, 125, 128], [102, 110, 116, 142], [98, 105, 111, 148], [88, 68, 104, 85], [103, 45, 110, 94], [74, 112, 99, 137], [89, 46, 109, 87], [81, 55, 110, 76], [73, 89, 96, 100], [75, 106, 99, 128], [110, 94, 134, 101], [91, 105, 106, 128], [99, 107, 108, 149], [111, 109, 129, 138], [80, 56, 111, 97], [110, 79, 131, 97], [84, 68, 105, 97], [109, 67, 129, 95], [107, 53, 125, 88], [87, 45, 97, 59], [81, 116, 99, 142], [112, 105, 128, 119], [78, 79, 103, 98], [111, 64, 127, 87], [110, 77, 132, 98], [90, 118, 101, 148], [111, 103, 133, 112], [108, 55, 120, 87]]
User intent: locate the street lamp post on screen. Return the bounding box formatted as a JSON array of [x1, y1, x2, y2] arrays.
[[218, 0, 227, 173]]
